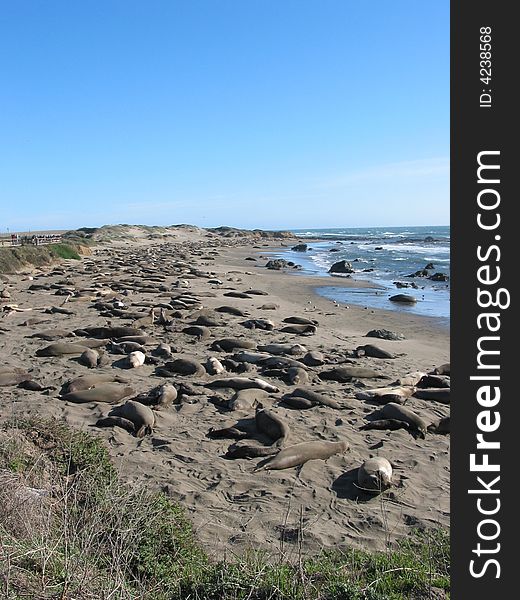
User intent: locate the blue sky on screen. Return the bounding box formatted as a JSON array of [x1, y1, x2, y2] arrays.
[[0, 1, 449, 232]]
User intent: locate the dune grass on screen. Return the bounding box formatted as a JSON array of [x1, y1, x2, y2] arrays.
[[0, 243, 81, 273], [0, 419, 450, 599]]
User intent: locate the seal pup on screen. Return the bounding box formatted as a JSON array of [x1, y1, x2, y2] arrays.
[[357, 457, 393, 493], [228, 388, 269, 411], [126, 351, 146, 368], [206, 357, 225, 375], [256, 440, 348, 471]]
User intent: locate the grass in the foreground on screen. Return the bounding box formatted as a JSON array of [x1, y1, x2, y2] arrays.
[[0, 419, 450, 599]]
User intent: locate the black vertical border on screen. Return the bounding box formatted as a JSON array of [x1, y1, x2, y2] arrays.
[[451, 1, 514, 597]]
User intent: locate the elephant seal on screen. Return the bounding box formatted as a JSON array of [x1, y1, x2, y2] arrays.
[[255, 404, 290, 445], [381, 403, 428, 437], [164, 358, 206, 376], [182, 325, 211, 340], [283, 388, 341, 410], [207, 377, 279, 392], [360, 419, 410, 432], [152, 343, 172, 358], [427, 416, 450, 434], [225, 442, 279, 459], [61, 384, 136, 404], [36, 342, 94, 357], [257, 344, 307, 356], [283, 316, 318, 326], [137, 384, 178, 408], [432, 363, 450, 375], [64, 374, 128, 394], [414, 388, 450, 404], [355, 345, 396, 359], [75, 326, 143, 339], [232, 351, 272, 365], [242, 319, 275, 330], [357, 457, 393, 493], [110, 400, 155, 437], [280, 324, 317, 335], [319, 366, 384, 382], [211, 338, 256, 352], [126, 351, 146, 368], [215, 306, 247, 317], [206, 357, 225, 375], [95, 416, 136, 434], [286, 366, 308, 385], [79, 348, 101, 368], [110, 341, 146, 355], [256, 440, 348, 471], [355, 386, 415, 404], [228, 388, 269, 411], [417, 374, 450, 389], [0, 370, 32, 387]]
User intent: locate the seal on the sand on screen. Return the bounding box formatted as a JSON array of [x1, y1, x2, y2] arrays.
[[257, 343, 306, 356], [211, 338, 256, 352], [357, 457, 393, 493], [283, 388, 341, 410], [206, 357, 225, 375], [283, 316, 318, 326], [360, 419, 410, 432], [182, 325, 211, 340], [164, 358, 206, 376], [280, 324, 317, 335], [224, 442, 279, 459], [319, 366, 384, 382], [36, 341, 106, 357], [255, 404, 290, 445], [95, 416, 136, 434], [64, 374, 129, 394], [79, 348, 101, 368], [110, 400, 155, 437], [136, 384, 178, 408], [256, 440, 348, 471], [427, 416, 450, 434], [414, 388, 450, 404], [355, 345, 396, 359], [215, 306, 247, 317], [228, 388, 269, 411], [207, 377, 279, 392], [126, 351, 146, 368], [61, 384, 136, 404], [0, 369, 32, 387], [355, 386, 415, 404], [381, 402, 428, 437]]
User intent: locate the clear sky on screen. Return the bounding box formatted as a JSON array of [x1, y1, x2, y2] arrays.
[[0, 1, 449, 232]]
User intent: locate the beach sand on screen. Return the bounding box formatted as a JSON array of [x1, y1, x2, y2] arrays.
[[0, 228, 449, 560]]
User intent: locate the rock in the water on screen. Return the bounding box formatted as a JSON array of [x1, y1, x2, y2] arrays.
[[389, 294, 417, 304], [328, 260, 354, 274]]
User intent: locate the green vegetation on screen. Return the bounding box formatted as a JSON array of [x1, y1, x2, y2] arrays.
[[0, 419, 450, 599], [0, 242, 82, 273]]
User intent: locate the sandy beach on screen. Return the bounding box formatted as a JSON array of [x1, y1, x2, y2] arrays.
[[0, 227, 449, 560]]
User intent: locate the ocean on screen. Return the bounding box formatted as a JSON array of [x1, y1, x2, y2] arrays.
[[275, 226, 450, 323]]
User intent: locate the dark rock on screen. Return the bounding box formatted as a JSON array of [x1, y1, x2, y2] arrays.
[[389, 294, 417, 304], [328, 260, 354, 274], [428, 272, 449, 282], [291, 243, 308, 252], [424, 263, 435, 270]]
